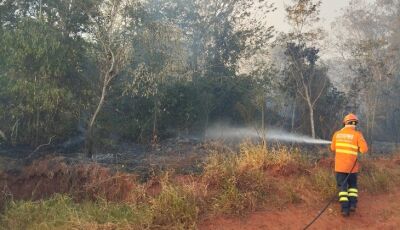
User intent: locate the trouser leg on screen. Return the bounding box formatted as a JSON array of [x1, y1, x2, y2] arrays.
[[336, 172, 349, 215], [347, 173, 358, 211]]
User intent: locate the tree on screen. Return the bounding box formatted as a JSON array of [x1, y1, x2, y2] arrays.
[[333, 0, 400, 148], [123, 20, 188, 143], [191, 0, 276, 132], [126, 0, 277, 137], [282, 0, 326, 138], [0, 19, 86, 146], [84, 0, 143, 157]]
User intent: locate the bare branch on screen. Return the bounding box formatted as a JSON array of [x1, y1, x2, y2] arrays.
[[0, 129, 6, 141], [26, 136, 56, 159], [312, 72, 328, 107]]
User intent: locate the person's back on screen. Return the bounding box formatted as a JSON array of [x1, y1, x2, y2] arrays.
[[330, 113, 368, 216], [331, 126, 368, 173]]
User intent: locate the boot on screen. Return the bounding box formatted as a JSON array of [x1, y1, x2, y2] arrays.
[[340, 200, 350, 217], [349, 203, 357, 212], [341, 208, 350, 217]]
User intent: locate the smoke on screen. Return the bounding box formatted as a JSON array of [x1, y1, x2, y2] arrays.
[[205, 126, 332, 145]]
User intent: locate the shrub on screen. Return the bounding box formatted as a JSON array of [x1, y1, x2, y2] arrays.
[[211, 176, 248, 215], [310, 168, 336, 200], [360, 161, 393, 194], [150, 173, 198, 229], [203, 142, 273, 215], [265, 146, 310, 176]]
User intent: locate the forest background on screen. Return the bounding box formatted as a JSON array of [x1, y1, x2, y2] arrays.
[[0, 0, 399, 156]]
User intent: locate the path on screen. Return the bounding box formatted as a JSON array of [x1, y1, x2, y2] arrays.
[[200, 189, 400, 230]]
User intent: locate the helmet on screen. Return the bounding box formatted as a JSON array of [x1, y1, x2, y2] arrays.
[[343, 113, 359, 125]]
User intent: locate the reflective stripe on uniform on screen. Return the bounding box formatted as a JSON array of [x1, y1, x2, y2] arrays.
[[336, 149, 358, 155], [339, 191, 348, 197], [348, 188, 358, 193], [336, 143, 359, 150], [348, 193, 358, 197], [339, 197, 349, 202]]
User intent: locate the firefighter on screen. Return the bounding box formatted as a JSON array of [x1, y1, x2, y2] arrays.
[[330, 113, 368, 216]]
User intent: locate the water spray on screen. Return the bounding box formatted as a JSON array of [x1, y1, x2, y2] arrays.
[[205, 126, 332, 145]]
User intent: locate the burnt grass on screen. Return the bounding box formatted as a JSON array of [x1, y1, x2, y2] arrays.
[[1, 137, 400, 230], [0, 137, 206, 177], [0, 137, 394, 209]]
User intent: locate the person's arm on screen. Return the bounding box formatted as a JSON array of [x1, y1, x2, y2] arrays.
[[330, 132, 336, 152], [358, 132, 368, 154]]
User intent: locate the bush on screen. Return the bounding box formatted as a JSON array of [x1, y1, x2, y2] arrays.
[[211, 176, 249, 215], [265, 146, 310, 176], [360, 161, 393, 194], [203, 143, 274, 215], [150, 173, 199, 230], [310, 168, 336, 200]]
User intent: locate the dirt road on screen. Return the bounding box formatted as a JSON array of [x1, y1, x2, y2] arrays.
[[200, 189, 400, 230]]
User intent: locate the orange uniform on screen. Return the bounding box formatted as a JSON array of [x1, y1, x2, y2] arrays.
[[331, 126, 368, 173]]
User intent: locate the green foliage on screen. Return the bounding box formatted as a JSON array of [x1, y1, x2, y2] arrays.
[[315, 85, 348, 139], [0, 194, 153, 230], [212, 176, 251, 216], [0, 0, 371, 150], [0, 19, 87, 145]]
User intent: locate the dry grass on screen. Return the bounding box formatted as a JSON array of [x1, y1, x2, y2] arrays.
[[0, 157, 143, 203], [0, 194, 153, 230], [1, 144, 400, 229], [359, 158, 400, 194], [150, 173, 199, 229], [201, 142, 310, 215], [309, 168, 336, 200]]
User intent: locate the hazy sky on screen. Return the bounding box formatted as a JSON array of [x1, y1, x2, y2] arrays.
[[268, 0, 355, 32]]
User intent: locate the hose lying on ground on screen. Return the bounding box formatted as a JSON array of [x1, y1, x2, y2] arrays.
[[303, 158, 358, 230]]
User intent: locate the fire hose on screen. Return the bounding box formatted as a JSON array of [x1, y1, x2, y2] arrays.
[[303, 157, 358, 230]]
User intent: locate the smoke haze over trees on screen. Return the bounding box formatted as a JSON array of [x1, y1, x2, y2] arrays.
[[0, 0, 399, 153]]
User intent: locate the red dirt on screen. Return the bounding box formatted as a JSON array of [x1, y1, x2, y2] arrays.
[[200, 189, 400, 230]]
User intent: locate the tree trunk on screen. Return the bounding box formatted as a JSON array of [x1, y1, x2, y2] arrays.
[[36, 109, 40, 146], [152, 96, 158, 145], [0, 129, 6, 141], [291, 99, 296, 132], [366, 89, 378, 153], [33, 75, 38, 146], [85, 77, 108, 158], [369, 94, 378, 153], [261, 102, 266, 149], [204, 94, 210, 138], [307, 99, 316, 138]]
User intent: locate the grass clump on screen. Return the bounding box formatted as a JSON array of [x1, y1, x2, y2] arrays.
[[0, 194, 153, 230], [150, 173, 199, 230], [309, 168, 336, 200], [360, 161, 394, 194], [211, 177, 248, 215], [201, 142, 316, 215], [265, 146, 310, 176], [203, 143, 274, 215]]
